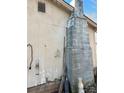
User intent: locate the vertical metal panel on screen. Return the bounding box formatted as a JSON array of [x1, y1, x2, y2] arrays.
[[65, 1, 94, 93]]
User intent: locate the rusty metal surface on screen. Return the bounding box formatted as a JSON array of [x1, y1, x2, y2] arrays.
[[65, 0, 94, 93]]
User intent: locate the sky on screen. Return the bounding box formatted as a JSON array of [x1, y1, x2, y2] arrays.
[[64, 0, 97, 22]]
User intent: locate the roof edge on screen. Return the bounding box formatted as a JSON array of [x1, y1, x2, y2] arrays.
[[52, 0, 74, 12], [84, 15, 97, 29], [51, 0, 97, 29]]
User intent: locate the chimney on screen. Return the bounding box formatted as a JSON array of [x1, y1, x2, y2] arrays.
[[65, 0, 94, 93]]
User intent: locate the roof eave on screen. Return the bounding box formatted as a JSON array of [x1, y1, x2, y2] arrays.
[[51, 0, 97, 30], [84, 15, 97, 30], [52, 0, 74, 12]]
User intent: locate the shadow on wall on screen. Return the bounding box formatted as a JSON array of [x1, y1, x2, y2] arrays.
[[94, 67, 97, 84], [84, 67, 97, 93]]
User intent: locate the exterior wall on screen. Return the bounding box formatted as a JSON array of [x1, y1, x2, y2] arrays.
[[88, 24, 97, 68], [27, 81, 60, 93], [27, 0, 70, 88]]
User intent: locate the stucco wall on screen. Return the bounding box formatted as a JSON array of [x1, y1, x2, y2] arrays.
[[27, 0, 70, 88], [27, 0, 97, 88], [88, 24, 97, 68]]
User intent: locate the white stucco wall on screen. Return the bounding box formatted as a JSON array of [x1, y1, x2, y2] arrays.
[[88, 25, 97, 68], [27, 0, 70, 88]]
